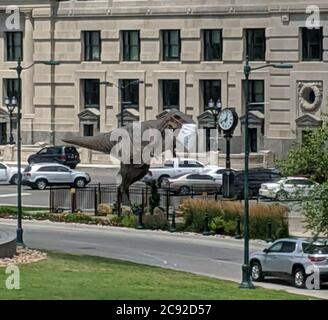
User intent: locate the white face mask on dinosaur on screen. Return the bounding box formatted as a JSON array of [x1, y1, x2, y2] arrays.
[[175, 124, 197, 154]]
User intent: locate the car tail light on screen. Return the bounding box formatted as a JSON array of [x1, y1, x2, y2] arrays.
[[308, 255, 326, 262], [59, 155, 66, 160], [25, 173, 31, 177], [148, 171, 153, 177]]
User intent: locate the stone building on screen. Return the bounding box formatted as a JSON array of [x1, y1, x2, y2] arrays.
[[0, 0, 327, 159]]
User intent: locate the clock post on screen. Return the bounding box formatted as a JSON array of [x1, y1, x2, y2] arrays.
[[218, 108, 238, 199]]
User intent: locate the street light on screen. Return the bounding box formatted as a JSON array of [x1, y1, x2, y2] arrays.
[[100, 79, 144, 127], [4, 96, 18, 145], [11, 57, 60, 246], [240, 56, 293, 289]]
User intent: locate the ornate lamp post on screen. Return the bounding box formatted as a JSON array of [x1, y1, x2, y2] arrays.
[[4, 96, 18, 145], [208, 98, 222, 153], [11, 58, 60, 246], [100, 80, 144, 127], [240, 56, 293, 289]]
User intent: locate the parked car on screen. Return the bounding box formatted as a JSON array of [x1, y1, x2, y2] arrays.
[[231, 168, 282, 199], [163, 172, 222, 195], [22, 163, 91, 190], [0, 162, 23, 185], [27, 145, 80, 169], [143, 158, 214, 186], [259, 177, 317, 201], [250, 238, 328, 288], [203, 167, 236, 187]]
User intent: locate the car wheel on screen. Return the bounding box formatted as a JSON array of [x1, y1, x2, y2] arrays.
[[250, 261, 264, 282], [9, 174, 18, 185], [179, 186, 190, 196], [75, 177, 86, 188], [35, 179, 47, 190], [276, 190, 288, 201], [293, 268, 306, 289]]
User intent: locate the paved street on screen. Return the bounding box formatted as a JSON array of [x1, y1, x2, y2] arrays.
[[0, 219, 327, 299]]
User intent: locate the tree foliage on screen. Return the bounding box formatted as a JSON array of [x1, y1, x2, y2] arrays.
[[303, 182, 328, 237], [276, 123, 328, 183]]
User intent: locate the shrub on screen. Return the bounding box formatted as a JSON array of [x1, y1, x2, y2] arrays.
[[97, 204, 113, 216], [143, 214, 169, 230], [121, 214, 137, 228], [209, 216, 225, 234], [179, 199, 289, 240]]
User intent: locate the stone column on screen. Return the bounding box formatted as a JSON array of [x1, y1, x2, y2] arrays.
[[22, 11, 34, 144]]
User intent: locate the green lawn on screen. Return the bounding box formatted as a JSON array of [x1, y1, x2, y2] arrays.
[[0, 252, 312, 300]]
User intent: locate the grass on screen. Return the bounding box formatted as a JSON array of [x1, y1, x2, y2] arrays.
[[0, 252, 312, 300]]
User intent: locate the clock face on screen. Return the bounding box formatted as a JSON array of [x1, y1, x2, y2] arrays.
[[218, 109, 235, 131]]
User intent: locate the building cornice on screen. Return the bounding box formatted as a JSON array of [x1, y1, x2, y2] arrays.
[[52, 1, 328, 18]]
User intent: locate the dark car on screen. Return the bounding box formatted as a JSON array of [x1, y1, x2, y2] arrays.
[[27, 145, 80, 169], [231, 168, 282, 199]]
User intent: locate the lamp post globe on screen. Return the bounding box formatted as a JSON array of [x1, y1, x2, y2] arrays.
[[5, 96, 17, 145]]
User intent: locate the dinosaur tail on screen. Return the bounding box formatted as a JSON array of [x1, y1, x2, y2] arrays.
[[63, 133, 112, 153]]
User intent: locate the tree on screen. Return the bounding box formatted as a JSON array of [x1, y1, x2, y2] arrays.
[[276, 123, 328, 183], [303, 182, 328, 237]]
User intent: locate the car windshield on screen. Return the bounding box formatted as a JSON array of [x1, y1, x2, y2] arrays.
[[302, 242, 328, 254]]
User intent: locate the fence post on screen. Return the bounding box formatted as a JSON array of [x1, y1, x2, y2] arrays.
[[215, 191, 218, 201], [94, 187, 98, 216], [98, 182, 102, 204], [117, 186, 122, 216], [266, 219, 273, 243], [71, 188, 77, 213], [141, 188, 145, 215], [136, 209, 145, 229], [203, 213, 211, 236], [166, 189, 170, 220], [235, 216, 242, 239], [49, 186, 53, 213], [170, 210, 176, 232]]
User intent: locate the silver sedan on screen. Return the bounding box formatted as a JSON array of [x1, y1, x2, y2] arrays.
[[162, 173, 222, 195]]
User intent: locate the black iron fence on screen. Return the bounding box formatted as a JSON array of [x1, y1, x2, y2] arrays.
[[49, 183, 220, 217]]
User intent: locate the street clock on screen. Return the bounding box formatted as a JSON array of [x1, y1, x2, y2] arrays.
[[218, 108, 238, 133]]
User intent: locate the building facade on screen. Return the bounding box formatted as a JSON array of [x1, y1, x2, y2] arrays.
[[0, 0, 327, 158]]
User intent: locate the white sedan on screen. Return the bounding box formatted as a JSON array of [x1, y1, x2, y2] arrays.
[[259, 177, 318, 201], [0, 162, 22, 185]]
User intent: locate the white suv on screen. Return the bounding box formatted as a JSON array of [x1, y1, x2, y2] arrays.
[[23, 163, 91, 190]]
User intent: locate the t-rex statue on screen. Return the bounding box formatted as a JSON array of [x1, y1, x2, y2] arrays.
[[63, 110, 195, 205]]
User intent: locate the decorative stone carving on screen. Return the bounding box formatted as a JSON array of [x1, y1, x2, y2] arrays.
[[297, 81, 323, 112]]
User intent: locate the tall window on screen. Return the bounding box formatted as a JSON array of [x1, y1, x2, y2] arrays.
[[246, 29, 266, 61], [162, 30, 180, 61], [162, 80, 180, 109], [83, 79, 100, 108], [83, 124, 94, 137], [243, 80, 265, 113], [6, 32, 23, 61], [83, 31, 101, 61], [202, 80, 221, 109], [4, 79, 19, 100], [302, 28, 323, 61], [120, 79, 139, 109], [122, 31, 140, 61], [203, 30, 222, 61]]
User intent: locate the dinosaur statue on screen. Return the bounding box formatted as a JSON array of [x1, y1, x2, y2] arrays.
[[63, 110, 195, 205]]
